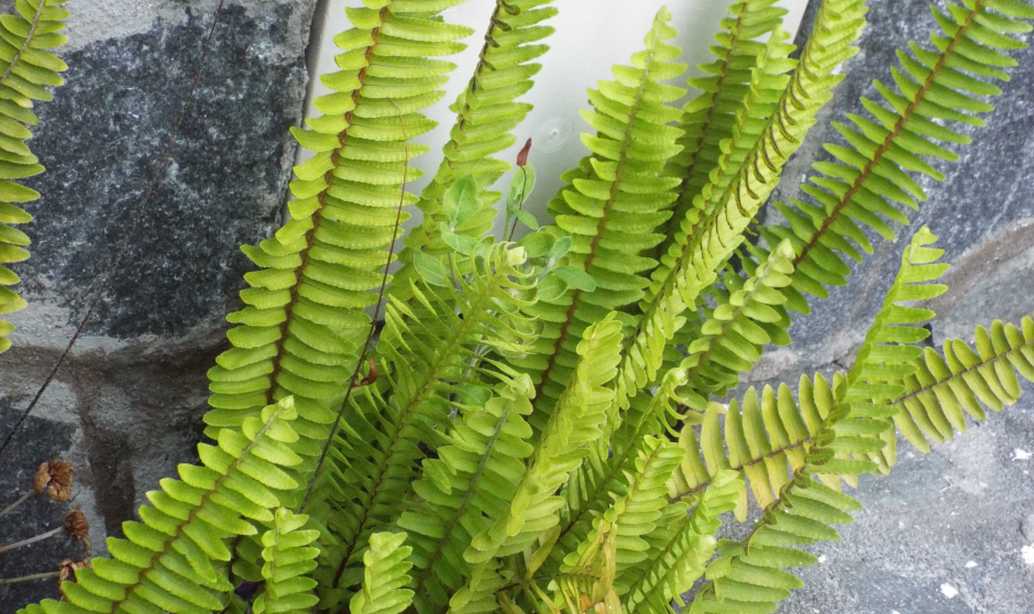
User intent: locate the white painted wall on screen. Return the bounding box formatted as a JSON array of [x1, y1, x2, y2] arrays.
[[305, 1, 810, 223]]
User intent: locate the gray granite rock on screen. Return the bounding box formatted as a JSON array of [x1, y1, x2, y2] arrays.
[[0, 0, 315, 607], [764, 0, 1034, 612]]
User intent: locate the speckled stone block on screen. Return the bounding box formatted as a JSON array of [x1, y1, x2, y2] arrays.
[[0, 1, 315, 607]]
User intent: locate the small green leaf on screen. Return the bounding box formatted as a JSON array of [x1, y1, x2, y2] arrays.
[[439, 222, 480, 256], [514, 209, 540, 230], [548, 236, 572, 263], [520, 231, 553, 259], [413, 251, 450, 287], [507, 165, 537, 212], [445, 176, 480, 226], [553, 266, 597, 292], [537, 274, 567, 302]]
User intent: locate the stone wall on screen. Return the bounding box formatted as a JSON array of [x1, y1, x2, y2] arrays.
[[0, 0, 316, 606], [0, 0, 1031, 611]]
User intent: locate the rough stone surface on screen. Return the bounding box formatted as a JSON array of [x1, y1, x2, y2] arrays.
[[765, 1, 1034, 612], [0, 1, 315, 607]]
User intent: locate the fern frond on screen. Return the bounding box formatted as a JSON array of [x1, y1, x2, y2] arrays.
[[687, 227, 949, 612], [688, 475, 857, 613], [447, 559, 511, 614], [758, 0, 1034, 318], [25, 398, 301, 614], [554, 239, 796, 567], [398, 0, 557, 277], [677, 239, 797, 410], [650, 26, 796, 304], [350, 532, 415, 614], [648, 26, 796, 312], [203, 0, 471, 477], [559, 436, 683, 587], [398, 373, 536, 613], [253, 509, 321, 614], [672, 377, 839, 518], [660, 0, 788, 255], [622, 470, 742, 613], [894, 314, 1034, 453], [515, 7, 687, 435], [616, 0, 868, 414], [555, 364, 687, 572], [672, 227, 948, 514], [0, 0, 69, 353], [466, 313, 623, 564], [313, 242, 535, 604]]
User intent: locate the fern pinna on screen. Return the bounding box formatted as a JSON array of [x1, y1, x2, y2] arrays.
[[0, 0, 69, 353], [17, 0, 1034, 613]]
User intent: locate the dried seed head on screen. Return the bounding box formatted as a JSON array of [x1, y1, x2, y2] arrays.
[[63, 509, 89, 542], [34, 459, 74, 502]]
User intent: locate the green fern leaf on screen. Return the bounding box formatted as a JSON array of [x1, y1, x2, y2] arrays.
[[350, 532, 415, 614], [616, 0, 868, 416], [622, 470, 742, 613], [398, 373, 536, 613], [660, 0, 788, 256], [559, 436, 683, 588], [447, 560, 512, 614], [0, 0, 69, 353], [514, 7, 687, 436], [895, 313, 1034, 452], [203, 0, 472, 485], [312, 243, 535, 604], [397, 0, 557, 281], [253, 509, 321, 614], [552, 240, 797, 569], [687, 227, 950, 612], [671, 227, 948, 514], [758, 0, 1034, 319], [25, 398, 301, 614], [465, 313, 623, 564], [649, 27, 796, 306]]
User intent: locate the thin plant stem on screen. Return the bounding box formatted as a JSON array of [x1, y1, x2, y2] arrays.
[[0, 491, 33, 517], [301, 103, 411, 513], [0, 526, 63, 556], [0, 570, 59, 585]]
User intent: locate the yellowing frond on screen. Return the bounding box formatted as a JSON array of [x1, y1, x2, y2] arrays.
[[350, 532, 415, 614], [204, 0, 472, 487], [895, 314, 1034, 452], [0, 0, 69, 353], [253, 509, 321, 614], [28, 399, 302, 614], [687, 227, 950, 612]]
